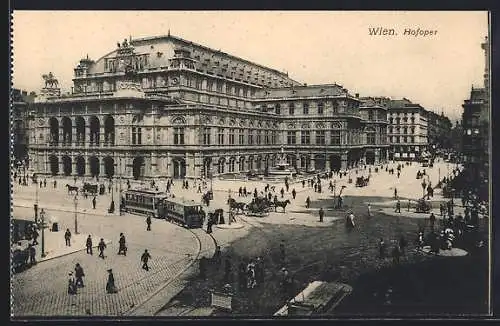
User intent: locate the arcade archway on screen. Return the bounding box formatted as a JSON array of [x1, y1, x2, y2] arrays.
[[89, 116, 100, 145], [203, 157, 212, 178], [217, 157, 226, 174], [76, 156, 85, 176], [104, 156, 114, 178], [104, 116, 115, 145], [61, 117, 72, 144], [329, 154, 342, 172], [172, 158, 186, 179], [49, 155, 59, 176], [315, 154, 326, 171], [75, 117, 85, 144], [89, 156, 100, 177], [62, 155, 72, 176], [49, 118, 59, 144], [365, 151, 376, 165]]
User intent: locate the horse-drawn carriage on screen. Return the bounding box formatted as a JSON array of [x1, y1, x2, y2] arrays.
[[82, 182, 98, 196], [12, 241, 30, 273], [415, 198, 431, 213], [246, 196, 274, 217], [355, 176, 369, 187]]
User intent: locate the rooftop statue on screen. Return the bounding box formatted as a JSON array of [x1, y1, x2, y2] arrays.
[[42, 72, 59, 88]]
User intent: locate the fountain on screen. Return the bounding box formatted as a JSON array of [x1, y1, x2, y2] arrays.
[[267, 148, 297, 178]]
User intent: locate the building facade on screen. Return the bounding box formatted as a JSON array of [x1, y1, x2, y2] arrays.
[[28, 34, 408, 180], [11, 89, 34, 164], [462, 36, 490, 167], [387, 99, 429, 160], [427, 110, 453, 152]]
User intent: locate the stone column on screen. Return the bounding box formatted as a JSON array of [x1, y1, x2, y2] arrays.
[[100, 157, 105, 177], [375, 149, 380, 165], [310, 154, 315, 172], [166, 152, 172, 178]]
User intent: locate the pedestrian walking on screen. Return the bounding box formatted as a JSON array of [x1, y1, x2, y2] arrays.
[[429, 213, 436, 229], [106, 269, 118, 294], [291, 188, 296, 200], [206, 214, 213, 234], [28, 244, 36, 265], [86, 235, 93, 255], [32, 228, 39, 245], [392, 244, 401, 265], [399, 236, 408, 255], [305, 196, 311, 209], [43, 178, 47, 188], [379, 238, 386, 259], [53, 180, 57, 188], [367, 203, 372, 218], [92, 196, 97, 209], [395, 200, 401, 213], [319, 207, 324, 222], [64, 229, 72, 246], [213, 245, 222, 265], [68, 272, 77, 295], [98, 238, 106, 259], [74, 263, 85, 288], [141, 249, 152, 271], [118, 233, 127, 256], [394, 188, 398, 199], [146, 215, 152, 231]]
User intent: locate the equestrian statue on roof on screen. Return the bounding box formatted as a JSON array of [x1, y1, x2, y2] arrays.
[[42, 72, 59, 88]]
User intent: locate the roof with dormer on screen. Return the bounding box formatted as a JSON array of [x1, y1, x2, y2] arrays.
[[253, 84, 358, 100]]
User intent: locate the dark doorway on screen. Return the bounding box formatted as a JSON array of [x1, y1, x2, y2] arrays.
[[89, 116, 100, 145], [315, 155, 326, 171], [104, 116, 115, 145]]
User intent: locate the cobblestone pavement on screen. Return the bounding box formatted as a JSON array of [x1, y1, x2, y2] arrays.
[[11, 204, 199, 317]]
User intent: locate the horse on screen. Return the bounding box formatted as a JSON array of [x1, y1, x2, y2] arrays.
[[66, 184, 79, 195], [274, 199, 291, 213], [227, 198, 247, 214]]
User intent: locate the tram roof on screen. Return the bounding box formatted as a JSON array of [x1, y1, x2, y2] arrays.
[[164, 197, 203, 207], [124, 189, 167, 197]]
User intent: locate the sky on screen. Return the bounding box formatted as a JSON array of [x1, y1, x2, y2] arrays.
[[12, 11, 488, 121]]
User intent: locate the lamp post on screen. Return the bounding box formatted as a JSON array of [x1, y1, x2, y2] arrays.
[[73, 194, 79, 234], [119, 157, 123, 215], [40, 208, 46, 258]]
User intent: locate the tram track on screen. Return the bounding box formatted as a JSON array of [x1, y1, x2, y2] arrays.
[[125, 223, 218, 316]]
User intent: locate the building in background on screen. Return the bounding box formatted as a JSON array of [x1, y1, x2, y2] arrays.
[[462, 36, 490, 168], [427, 110, 453, 153], [27, 33, 452, 180], [11, 89, 35, 165], [387, 98, 429, 161]]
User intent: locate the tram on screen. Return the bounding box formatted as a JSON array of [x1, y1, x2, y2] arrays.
[[162, 197, 205, 228], [122, 189, 168, 218]]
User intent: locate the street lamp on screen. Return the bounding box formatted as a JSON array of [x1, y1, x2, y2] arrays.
[[40, 208, 46, 258], [73, 195, 79, 234]]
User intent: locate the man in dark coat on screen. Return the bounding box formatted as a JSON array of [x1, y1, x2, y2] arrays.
[[305, 196, 311, 209], [32, 228, 39, 245], [118, 233, 127, 256], [106, 269, 117, 293], [64, 229, 72, 246], [98, 238, 107, 259], [146, 216, 152, 231], [319, 207, 325, 222], [141, 249, 151, 271], [75, 263, 85, 287], [92, 196, 97, 209], [28, 244, 36, 265], [86, 235, 93, 255], [291, 188, 296, 200]]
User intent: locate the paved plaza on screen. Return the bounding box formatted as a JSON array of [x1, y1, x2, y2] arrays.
[[11, 159, 475, 317]]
